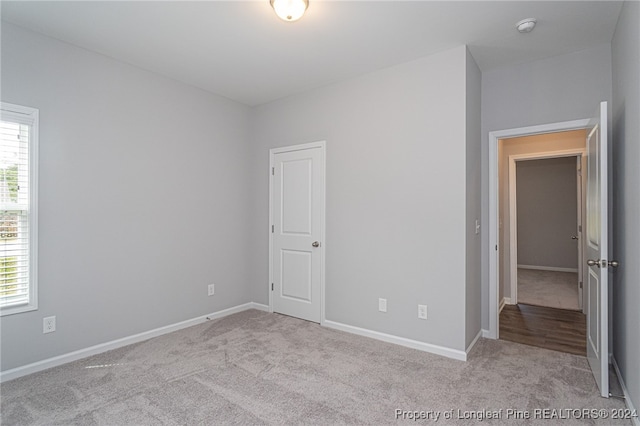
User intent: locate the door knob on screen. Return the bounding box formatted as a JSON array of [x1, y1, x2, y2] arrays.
[[608, 260, 619, 268], [587, 259, 600, 267], [571, 235, 579, 240], [312, 241, 320, 248]]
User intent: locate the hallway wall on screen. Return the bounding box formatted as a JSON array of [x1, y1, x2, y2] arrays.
[[516, 157, 579, 270]]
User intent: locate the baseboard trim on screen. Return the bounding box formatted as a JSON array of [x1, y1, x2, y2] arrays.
[[248, 302, 270, 312], [518, 264, 578, 273], [466, 329, 482, 355], [612, 357, 640, 426], [0, 302, 263, 383], [481, 329, 492, 338], [500, 297, 513, 313], [323, 320, 467, 361]]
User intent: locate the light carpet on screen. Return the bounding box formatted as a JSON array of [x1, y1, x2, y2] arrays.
[[0, 309, 629, 425], [518, 268, 580, 311]]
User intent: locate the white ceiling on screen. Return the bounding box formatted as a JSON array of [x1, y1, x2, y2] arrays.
[[1, 1, 623, 106]]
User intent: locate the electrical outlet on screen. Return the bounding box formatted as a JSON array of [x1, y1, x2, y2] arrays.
[[43, 316, 56, 333], [378, 298, 387, 313], [418, 305, 428, 320], [208, 284, 215, 296]]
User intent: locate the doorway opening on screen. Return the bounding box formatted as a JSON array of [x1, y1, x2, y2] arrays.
[[488, 119, 590, 339], [488, 103, 610, 397], [268, 141, 326, 325], [512, 155, 584, 311], [506, 146, 586, 312], [497, 131, 587, 355]]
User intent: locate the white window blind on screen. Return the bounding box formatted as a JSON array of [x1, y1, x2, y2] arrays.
[[0, 102, 38, 316]]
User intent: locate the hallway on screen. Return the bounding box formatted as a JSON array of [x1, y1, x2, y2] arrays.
[[517, 268, 580, 311]]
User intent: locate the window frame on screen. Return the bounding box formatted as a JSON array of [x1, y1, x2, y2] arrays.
[[0, 102, 38, 316]]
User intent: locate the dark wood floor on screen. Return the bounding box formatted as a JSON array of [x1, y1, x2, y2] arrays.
[[500, 303, 587, 356]]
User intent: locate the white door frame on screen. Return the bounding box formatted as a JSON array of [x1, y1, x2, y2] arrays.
[[507, 149, 586, 307], [488, 119, 589, 339], [268, 140, 327, 325]]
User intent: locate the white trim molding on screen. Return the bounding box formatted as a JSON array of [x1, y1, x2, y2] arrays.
[[612, 357, 640, 426], [465, 330, 483, 356], [250, 302, 270, 312], [0, 302, 268, 383], [517, 264, 579, 273], [323, 320, 468, 361], [488, 118, 590, 339], [499, 297, 512, 313]]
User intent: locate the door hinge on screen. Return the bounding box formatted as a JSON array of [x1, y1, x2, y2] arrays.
[[272, 167, 274, 175], [271, 225, 274, 233], [271, 283, 274, 291], [579, 225, 582, 232], [579, 281, 583, 289], [495, 245, 498, 251]]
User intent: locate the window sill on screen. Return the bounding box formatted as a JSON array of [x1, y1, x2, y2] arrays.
[[0, 302, 37, 317]]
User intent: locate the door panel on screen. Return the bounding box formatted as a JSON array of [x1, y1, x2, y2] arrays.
[[587, 268, 599, 354], [281, 250, 312, 301], [585, 101, 608, 398], [282, 159, 312, 235], [271, 144, 324, 323]]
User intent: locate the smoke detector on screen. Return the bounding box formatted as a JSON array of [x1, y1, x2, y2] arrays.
[[516, 18, 537, 33]]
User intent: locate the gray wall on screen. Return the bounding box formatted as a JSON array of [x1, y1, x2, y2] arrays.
[[481, 44, 612, 329], [612, 0, 640, 415], [465, 48, 482, 347], [0, 24, 253, 371], [250, 46, 472, 351], [516, 157, 578, 269]]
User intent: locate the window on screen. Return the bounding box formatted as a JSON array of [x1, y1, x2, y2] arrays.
[[0, 102, 38, 316]]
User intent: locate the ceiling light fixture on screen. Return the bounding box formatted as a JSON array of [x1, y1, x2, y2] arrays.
[[516, 18, 537, 33], [270, 0, 309, 22]]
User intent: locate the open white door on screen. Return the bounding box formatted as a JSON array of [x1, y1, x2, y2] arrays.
[[576, 155, 584, 311], [585, 101, 609, 398], [270, 142, 325, 323]]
